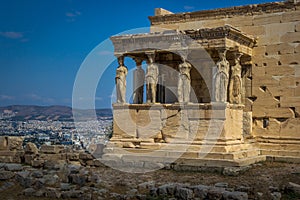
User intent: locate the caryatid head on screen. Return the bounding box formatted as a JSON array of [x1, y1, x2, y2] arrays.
[[147, 52, 156, 64], [234, 52, 243, 65], [117, 55, 124, 66], [218, 49, 227, 60]]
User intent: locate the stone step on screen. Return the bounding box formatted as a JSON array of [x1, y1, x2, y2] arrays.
[[259, 143, 300, 151], [256, 138, 300, 144], [103, 147, 260, 160], [105, 140, 259, 154], [261, 149, 300, 157], [175, 155, 266, 167], [138, 143, 258, 153], [234, 155, 266, 167], [101, 153, 266, 169], [266, 156, 300, 163]]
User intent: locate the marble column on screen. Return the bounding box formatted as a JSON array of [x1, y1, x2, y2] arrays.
[[178, 57, 192, 103], [214, 49, 230, 102], [229, 52, 243, 104], [115, 55, 128, 104], [133, 57, 145, 104], [145, 53, 159, 103]]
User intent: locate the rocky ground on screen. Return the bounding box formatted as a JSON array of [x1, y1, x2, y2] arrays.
[[0, 161, 299, 200]]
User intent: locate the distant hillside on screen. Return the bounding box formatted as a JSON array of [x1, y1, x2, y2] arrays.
[[0, 105, 112, 121]]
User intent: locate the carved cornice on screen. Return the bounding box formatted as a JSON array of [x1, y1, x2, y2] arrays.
[[110, 26, 256, 56], [183, 26, 255, 47], [149, 1, 299, 25]]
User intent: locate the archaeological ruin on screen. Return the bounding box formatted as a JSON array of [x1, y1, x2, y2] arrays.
[[102, 0, 300, 171]]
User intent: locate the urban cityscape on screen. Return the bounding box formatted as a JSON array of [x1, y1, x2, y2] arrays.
[[0, 106, 112, 150]]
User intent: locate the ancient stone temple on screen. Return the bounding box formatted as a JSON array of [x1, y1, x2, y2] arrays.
[[101, 0, 300, 171]]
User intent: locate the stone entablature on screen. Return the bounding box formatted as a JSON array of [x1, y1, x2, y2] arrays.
[[111, 26, 255, 56], [149, 1, 299, 25]]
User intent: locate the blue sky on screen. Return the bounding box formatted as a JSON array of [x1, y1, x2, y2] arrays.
[[0, 0, 277, 109]]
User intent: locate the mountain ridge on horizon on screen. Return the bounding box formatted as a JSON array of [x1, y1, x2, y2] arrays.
[[0, 105, 112, 121]]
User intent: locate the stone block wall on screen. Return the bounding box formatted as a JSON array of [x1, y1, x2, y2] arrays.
[[112, 103, 244, 147], [149, 1, 300, 157]]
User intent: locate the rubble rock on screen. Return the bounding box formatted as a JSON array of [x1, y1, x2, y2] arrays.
[[34, 190, 45, 197], [15, 171, 33, 188], [0, 137, 8, 150], [69, 174, 87, 186], [5, 163, 23, 171], [23, 187, 36, 196], [138, 181, 156, 191], [32, 159, 44, 168], [0, 170, 15, 180], [79, 152, 94, 161], [68, 164, 81, 174], [44, 174, 60, 187], [31, 170, 43, 178], [287, 182, 300, 195], [34, 178, 46, 190], [0, 182, 15, 192], [192, 185, 209, 199], [207, 187, 226, 200], [215, 182, 229, 188], [157, 185, 168, 196], [61, 190, 83, 199], [271, 192, 281, 200], [60, 183, 72, 191], [236, 185, 251, 193], [223, 167, 242, 176], [149, 188, 158, 197], [24, 154, 36, 165], [175, 187, 193, 200], [40, 145, 64, 154], [0, 162, 5, 169], [45, 187, 61, 198], [223, 191, 248, 200]]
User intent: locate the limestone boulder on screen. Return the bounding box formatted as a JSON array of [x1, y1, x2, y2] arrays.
[[7, 136, 23, 151], [25, 142, 39, 154], [0, 137, 8, 150]]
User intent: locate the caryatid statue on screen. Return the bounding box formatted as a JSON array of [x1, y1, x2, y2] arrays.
[[214, 50, 230, 102], [133, 58, 145, 104], [229, 53, 243, 104], [178, 58, 192, 103], [145, 53, 159, 103], [115, 56, 128, 103]]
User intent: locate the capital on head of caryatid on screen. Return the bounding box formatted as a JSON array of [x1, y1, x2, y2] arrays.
[[146, 52, 156, 64], [233, 52, 243, 63], [133, 57, 143, 67], [218, 49, 228, 60], [178, 47, 189, 62], [117, 55, 124, 66]]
